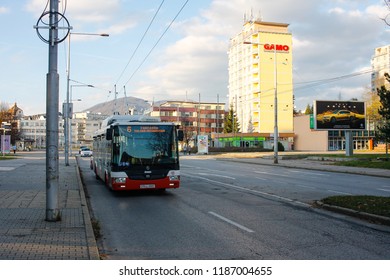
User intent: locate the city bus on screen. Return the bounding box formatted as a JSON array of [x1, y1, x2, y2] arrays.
[[91, 115, 183, 191]]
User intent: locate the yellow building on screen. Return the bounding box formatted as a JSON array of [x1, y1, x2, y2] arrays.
[[228, 20, 294, 137]]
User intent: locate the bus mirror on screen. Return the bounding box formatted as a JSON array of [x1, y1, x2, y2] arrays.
[[177, 130, 184, 141], [106, 128, 113, 140]]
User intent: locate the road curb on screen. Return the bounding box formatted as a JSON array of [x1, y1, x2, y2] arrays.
[[314, 201, 390, 226], [75, 157, 100, 260]]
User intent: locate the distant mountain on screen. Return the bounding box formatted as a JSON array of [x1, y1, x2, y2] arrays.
[[83, 96, 151, 115]]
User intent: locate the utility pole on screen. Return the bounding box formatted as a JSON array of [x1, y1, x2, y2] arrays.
[[197, 93, 201, 144], [35, 0, 70, 221], [273, 48, 278, 164], [114, 85, 119, 115], [216, 94, 219, 147], [46, 0, 60, 221], [64, 32, 107, 165]]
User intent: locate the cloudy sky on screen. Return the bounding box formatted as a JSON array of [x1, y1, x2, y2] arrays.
[[0, 0, 389, 115]]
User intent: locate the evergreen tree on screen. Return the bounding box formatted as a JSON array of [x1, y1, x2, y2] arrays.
[[247, 116, 254, 133], [223, 105, 240, 133]]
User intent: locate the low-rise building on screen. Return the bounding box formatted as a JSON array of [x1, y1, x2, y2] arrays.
[[18, 111, 107, 150], [149, 100, 225, 148], [19, 114, 50, 150], [293, 114, 376, 151]]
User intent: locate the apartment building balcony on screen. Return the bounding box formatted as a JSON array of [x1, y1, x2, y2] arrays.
[[252, 83, 260, 93]]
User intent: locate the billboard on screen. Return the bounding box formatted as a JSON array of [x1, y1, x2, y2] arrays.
[[1, 135, 11, 154], [314, 100, 366, 130], [197, 135, 208, 154]]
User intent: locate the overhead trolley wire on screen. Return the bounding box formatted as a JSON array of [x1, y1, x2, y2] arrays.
[[294, 68, 373, 90], [114, 0, 166, 86], [120, 0, 190, 91], [247, 67, 378, 100]]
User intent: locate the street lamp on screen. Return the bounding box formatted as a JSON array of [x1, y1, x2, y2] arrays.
[[65, 84, 93, 159], [244, 41, 279, 164], [64, 32, 109, 166]]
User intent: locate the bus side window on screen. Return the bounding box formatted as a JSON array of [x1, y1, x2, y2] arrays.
[[112, 144, 120, 165], [106, 128, 113, 140], [177, 129, 184, 141]]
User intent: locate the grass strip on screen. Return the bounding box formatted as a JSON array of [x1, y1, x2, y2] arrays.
[[321, 195, 390, 218]]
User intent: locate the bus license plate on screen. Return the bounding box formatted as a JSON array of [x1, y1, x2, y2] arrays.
[[140, 184, 155, 189]]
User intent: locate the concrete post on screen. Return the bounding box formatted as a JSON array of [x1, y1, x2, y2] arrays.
[[46, 0, 60, 222], [345, 130, 354, 157]]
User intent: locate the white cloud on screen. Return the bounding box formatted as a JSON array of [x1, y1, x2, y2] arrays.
[[0, 6, 10, 14], [118, 0, 388, 109], [138, 1, 261, 101], [17, 0, 390, 114], [66, 0, 121, 23], [100, 19, 137, 36], [26, 0, 120, 21]]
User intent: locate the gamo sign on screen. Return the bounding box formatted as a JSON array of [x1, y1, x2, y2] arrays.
[[263, 44, 290, 52]]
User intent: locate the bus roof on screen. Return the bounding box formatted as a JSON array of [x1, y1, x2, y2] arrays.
[[94, 115, 178, 137], [101, 115, 162, 128]]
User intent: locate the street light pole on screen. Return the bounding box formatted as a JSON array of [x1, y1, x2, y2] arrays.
[[68, 84, 92, 154], [64, 33, 71, 166], [244, 41, 279, 164], [64, 32, 109, 166], [272, 49, 278, 164]]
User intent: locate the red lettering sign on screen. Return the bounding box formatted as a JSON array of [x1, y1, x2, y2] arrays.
[[264, 44, 289, 52]]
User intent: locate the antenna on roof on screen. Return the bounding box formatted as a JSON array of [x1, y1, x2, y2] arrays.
[[257, 10, 263, 21], [124, 86, 128, 115]]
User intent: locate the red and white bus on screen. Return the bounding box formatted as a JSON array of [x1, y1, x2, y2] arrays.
[[91, 115, 183, 191]]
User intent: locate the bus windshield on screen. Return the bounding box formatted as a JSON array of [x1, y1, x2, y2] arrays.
[[112, 124, 178, 167]]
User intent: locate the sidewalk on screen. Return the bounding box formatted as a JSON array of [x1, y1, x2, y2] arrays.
[[0, 152, 99, 260]]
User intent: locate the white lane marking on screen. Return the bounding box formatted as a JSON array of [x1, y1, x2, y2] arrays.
[[197, 173, 236, 180], [253, 171, 290, 177], [209, 211, 254, 233], [327, 190, 352, 195], [298, 185, 316, 190], [0, 163, 25, 171], [184, 173, 311, 207], [255, 177, 267, 181], [181, 164, 205, 169], [0, 167, 16, 171], [377, 188, 390, 193]]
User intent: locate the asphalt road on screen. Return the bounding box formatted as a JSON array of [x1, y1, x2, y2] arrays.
[[78, 156, 390, 260]]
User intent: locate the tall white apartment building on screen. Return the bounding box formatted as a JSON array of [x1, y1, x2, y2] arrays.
[[371, 45, 390, 91], [228, 20, 294, 134]]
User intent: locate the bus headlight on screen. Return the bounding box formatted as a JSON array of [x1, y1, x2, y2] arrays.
[[114, 177, 126, 183], [167, 170, 180, 181]]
